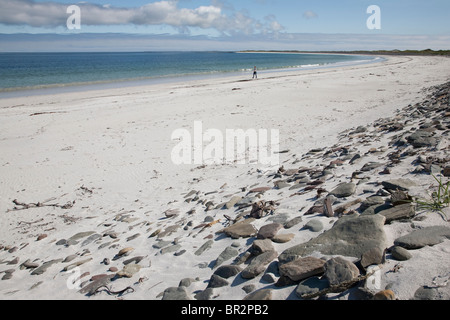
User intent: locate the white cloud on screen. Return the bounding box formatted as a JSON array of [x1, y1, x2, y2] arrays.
[[0, 0, 283, 35], [303, 11, 318, 19], [1, 32, 449, 53]]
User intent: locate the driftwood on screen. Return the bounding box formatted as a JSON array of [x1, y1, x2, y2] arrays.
[[18, 218, 44, 226], [333, 198, 363, 216], [93, 285, 135, 296], [29, 111, 67, 117], [8, 199, 75, 212], [249, 200, 277, 218]]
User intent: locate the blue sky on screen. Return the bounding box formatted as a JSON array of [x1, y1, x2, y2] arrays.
[[0, 0, 449, 51]]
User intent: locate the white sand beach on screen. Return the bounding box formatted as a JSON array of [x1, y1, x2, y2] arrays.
[[0, 55, 449, 301]]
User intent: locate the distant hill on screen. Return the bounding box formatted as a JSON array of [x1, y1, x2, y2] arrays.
[[240, 49, 450, 56]]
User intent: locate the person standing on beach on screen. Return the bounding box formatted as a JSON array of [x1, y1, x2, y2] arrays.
[[252, 66, 257, 79]]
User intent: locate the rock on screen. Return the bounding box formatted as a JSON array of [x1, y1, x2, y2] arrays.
[[295, 276, 330, 299], [90, 274, 109, 282], [443, 166, 450, 177], [213, 246, 239, 269], [360, 196, 385, 211], [123, 256, 144, 265], [248, 187, 272, 193], [62, 254, 78, 263], [394, 226, 450, 249], [329, 182, 356, 198], [66, 231, 96, 246], [373, 289, 396, 300], [174, 249, 186, 256], [20, 260, 40, 269], [81, 233, 102, 246], [148, 229, 161, 238], [349, 154, 361, 164], [257, 223, 283, 239], [184, 190, 198, 198], [207, 274, 229, 288], [243, 289, 272, 300], [413, 286, 445, 300], [251, 239, 275, 255], [36, 234, 47, 241], [160, 244, 182, 255], [271, 233, 295, 243], [235, 196, 258, 209], [7, 246, 18, 253], [361, 162, 383, 172], [407, 130, 437, 148], [378, 203, 415, 223], [79, 274, 114, 295], [360, 247, 385, 268], [279, 214, 387, 264], [324, 256, 360, 286], [164, 209, 180, 218], [382, 179, 417, 191], [222, 219, 257, 239], [116, 263, 141, 278], [63, 258, 93, 271], [104, 230, 118, 239], [153, 240, 172, 249], [361, 203, 392, 215], [56, 239, 68, 246], [283, 168, 299, 176], [158, 225, 180, 238], [390, 190, 413, 206], [241, 250, 278, 279], [2, 271, 13, 280], [162, 286, 192, 300], [195, 288, 214, 300], [213, 265, 242, 279], [390, 246, 412, 261], [31, 259, 63, 275], [267, 212, 290, 224], [194, 240, 214, 256], [274, 180, 291, 189], [225, 196, 242, 209], [126, 233, 141, 242], [284, 216, 303, 229], [1, 269, 15, 280], [261, 273, 277, 283], [304, 219, 323, 232], [279, 256, 326, 282], [117, 247, 134, 257], [242, 284, 256, 294]]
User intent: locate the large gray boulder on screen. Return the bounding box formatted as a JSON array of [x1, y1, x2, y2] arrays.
[[279, 214, 387, 265], [394, 226, 450, 249]]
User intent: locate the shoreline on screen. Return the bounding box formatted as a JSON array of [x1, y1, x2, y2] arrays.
[[0, 53, 380, 99], [0, 55, 449, 301]]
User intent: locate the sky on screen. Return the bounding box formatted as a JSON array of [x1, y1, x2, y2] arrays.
[[0, 0, 449, 51]]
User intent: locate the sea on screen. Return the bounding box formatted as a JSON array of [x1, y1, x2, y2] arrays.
[[0, 51, 379, 97]]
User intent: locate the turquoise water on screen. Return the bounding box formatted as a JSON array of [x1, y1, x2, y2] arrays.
[[0, 51, 377, 93]]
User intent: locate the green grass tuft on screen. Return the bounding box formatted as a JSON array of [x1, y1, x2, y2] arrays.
[[416, 174, 450, 221]]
